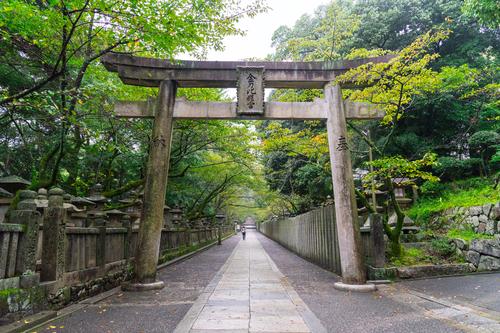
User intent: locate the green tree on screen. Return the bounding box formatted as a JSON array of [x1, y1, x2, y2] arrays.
[[462, 0, 500, 28], [468, 130, 500, 176], [0, 0, 266, 190], [361, 154, 439, 257]]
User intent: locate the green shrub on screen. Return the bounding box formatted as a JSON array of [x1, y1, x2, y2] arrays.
[[420, 180, 447, 197], [433, 157, 481, 181], [408, 177, 499, 224], [430, 238, 455, 258]]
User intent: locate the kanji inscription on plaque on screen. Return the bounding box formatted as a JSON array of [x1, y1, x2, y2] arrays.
[[237, 66, 265, 115]]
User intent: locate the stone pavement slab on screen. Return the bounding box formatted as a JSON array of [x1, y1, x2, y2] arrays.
[[174, 231, 326, 333]]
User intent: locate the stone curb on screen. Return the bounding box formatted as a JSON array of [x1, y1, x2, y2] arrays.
[[9, 234, 237, 333], [0, 311, 57, 333], [393, 268, 500, 282], [121, 280, 165, 291], [333, 282, 377, 292]]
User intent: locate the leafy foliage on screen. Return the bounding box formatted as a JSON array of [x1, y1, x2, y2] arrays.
[[363, 153, 439, 187], [408, 177, 499, 223], [462, 0, 500, 28]]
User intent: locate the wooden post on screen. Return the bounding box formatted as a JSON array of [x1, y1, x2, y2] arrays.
[[125, 80, 176, 291], [325, 83, 375, 291]]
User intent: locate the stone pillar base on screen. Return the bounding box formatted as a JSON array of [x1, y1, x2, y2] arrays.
[[121, 280, 165, 292], [333, 282, 377, 293]]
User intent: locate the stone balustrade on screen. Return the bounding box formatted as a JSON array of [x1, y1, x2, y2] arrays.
[[0, 185, 235, 317]]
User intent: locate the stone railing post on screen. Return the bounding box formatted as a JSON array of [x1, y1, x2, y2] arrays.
[[13, 190, 40, 275], [95, 217, 107, 271], [122, 215, 132, 262], [41, 187, 66, 282], [370, 214, 385, 268]]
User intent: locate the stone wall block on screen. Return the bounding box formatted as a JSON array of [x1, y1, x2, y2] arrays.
[[471, 216, 479, 227], [453, 238, 467, 251], [485, 220, 496, 235], [470, 239, 500, 258], [482, 204, 492, 216], [490, 204, 500, 221], [465, 250, 480, 267], [477, 255, 500, 271], [469, 206, 482, 216]]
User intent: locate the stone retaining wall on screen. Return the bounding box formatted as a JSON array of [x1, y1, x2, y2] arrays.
[[439, 202, 499, 235], [453, 236, 500, 271]]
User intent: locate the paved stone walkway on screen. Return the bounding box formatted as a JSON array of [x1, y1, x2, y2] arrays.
[[174, 231, 324, 333], [29, 231, 500, 333]]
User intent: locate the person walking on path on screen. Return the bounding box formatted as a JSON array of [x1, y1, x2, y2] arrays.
[[241, 226, 246, 240]]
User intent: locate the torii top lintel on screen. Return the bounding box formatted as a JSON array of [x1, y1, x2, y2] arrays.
[[101, 53, 393, 89]]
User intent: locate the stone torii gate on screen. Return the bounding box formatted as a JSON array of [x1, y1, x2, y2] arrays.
[[101, 54, 392, 292]]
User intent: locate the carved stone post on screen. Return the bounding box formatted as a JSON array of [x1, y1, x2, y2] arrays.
[[95, 217, 107, 272], [41, 187, 66, 282], [13, 190, 40, 275], [370, 214, 385, 268], [125, 80, 176, 291], [122, 215, 132, 262], [325, 83, 375, 291]]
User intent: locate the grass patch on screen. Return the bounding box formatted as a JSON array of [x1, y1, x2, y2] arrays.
[[390, 248, 431, 267], [447, 229, 495, 242], [407, 177, 499, 224], [389, 238, 466, 267]]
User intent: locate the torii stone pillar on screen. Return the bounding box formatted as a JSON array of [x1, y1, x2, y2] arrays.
[[123, 80, 176, 290], [325, 83, 376, 292]]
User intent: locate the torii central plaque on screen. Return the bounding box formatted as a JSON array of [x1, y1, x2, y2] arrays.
[[236, 66, 265, 115]]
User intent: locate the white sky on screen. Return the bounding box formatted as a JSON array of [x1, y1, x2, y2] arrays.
[[189, 0, 329, 99], [205, 0, 329, 61]]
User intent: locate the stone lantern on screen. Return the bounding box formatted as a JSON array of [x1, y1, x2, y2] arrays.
[[392, 177, 413, 209], [163, 205, 171, 229], [215, 213, 225, 245], [71, 196, 95, 210], [118, 191, 142, 227], [86, 183, 109, 211], [170, 206, 183, 229], [85, 184, 109, 227], [105, 209, 125, 227], [0, 187, 13, 223], [0, 175, 30, 194]]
